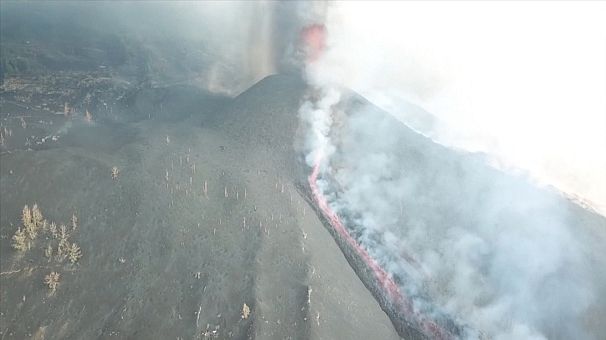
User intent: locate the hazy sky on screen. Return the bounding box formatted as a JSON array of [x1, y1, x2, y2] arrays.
[[299, 3, 605, 338], [319, 1, 606, 213]]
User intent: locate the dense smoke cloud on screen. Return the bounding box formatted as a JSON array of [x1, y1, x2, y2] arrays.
[[297, 2, 604, 339], [315, 1, 606, 214], [321, 102, 595, 339]]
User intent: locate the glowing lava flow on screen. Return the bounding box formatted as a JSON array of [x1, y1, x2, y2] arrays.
[[300, 22, 460, 339], [308, 154, 456, 340], [300, 24, 327, 62]]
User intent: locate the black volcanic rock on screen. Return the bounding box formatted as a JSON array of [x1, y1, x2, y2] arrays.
[[215, 74, 308, 180]]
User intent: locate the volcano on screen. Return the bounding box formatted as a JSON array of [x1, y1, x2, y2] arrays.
[[3, 71, 605, 339], [1, 71, 407, 338], [3, 2, 606, 339]]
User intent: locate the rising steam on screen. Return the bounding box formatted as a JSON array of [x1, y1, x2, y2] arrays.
[[297, 3, 602, 340]]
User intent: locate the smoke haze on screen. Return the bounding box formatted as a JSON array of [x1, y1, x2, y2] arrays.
[[316, 1, 606, 214], [297, 2, 605, 339], [1, 1, 317, 95]]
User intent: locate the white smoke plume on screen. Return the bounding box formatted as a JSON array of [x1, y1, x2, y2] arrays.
[[316, 1, 606, 214], [323, 102, 596, 339], [297, 2, 605, 340], [298, 87, 340, 167]]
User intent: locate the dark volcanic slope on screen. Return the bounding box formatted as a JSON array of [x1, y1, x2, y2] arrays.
[[218, 74, 307, 176], [0, 75, 400, 339]]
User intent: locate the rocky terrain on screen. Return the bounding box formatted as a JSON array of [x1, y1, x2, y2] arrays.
[[1, 71, 406, 339]]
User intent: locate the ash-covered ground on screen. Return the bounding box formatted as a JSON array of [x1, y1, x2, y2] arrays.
[[0, 4, 400, 338], [0, 71, 402, 339]]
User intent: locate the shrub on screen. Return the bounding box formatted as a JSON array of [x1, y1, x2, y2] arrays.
[[44, 272, 60, 292], [11, 228, 28, 251], [31, 203, 44, 228], [22, 205, 37, 239], [242, 303, 250, 319], [67, 243, 82, 264], [22, 205, 31, 226], [111, 166, 120, 180], [49, 222, 58, 238], [71, 213, 78, 231], [44, 243, 53, 260]]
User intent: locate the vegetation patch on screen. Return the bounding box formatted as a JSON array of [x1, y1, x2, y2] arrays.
[[9, 203, 84, 294]]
